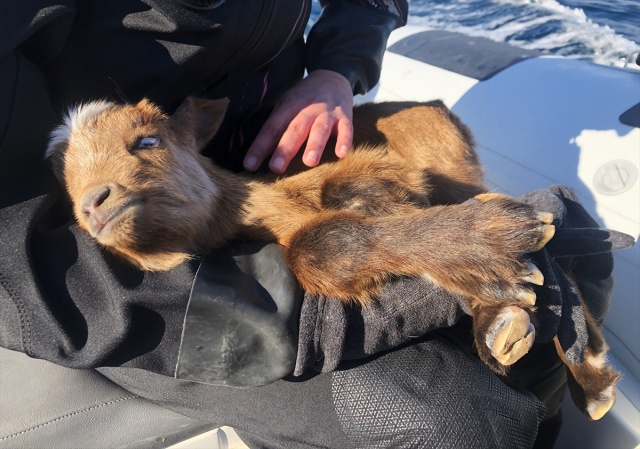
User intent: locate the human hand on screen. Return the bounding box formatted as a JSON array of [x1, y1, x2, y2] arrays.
[[243, 69, 354, 174]]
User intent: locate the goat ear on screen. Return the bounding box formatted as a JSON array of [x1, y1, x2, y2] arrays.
[[171, 97, 230, 151]]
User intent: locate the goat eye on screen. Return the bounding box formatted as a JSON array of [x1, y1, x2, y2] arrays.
[[136, 136, 160, 149]]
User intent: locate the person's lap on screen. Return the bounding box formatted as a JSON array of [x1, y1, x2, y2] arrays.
[[99, 325, 548, 449]]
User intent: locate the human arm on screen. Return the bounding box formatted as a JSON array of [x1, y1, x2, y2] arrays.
[[244, 0, 408, 173]]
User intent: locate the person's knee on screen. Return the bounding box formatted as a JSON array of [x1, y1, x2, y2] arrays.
[[331, 336, 545, 448]]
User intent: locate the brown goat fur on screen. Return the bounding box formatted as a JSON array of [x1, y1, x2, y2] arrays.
[[46, 97, 618, 419]]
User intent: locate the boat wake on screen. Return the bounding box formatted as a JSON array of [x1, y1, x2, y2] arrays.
[[406, 0, 639, 66]]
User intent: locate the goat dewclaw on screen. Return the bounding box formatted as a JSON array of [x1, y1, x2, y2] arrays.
[[47, 96, 619, 420]]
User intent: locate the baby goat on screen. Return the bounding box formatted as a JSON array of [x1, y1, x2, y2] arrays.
[[46, 97, 618, 420]]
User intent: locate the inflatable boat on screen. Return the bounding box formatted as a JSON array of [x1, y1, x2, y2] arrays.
[[1, 26, 638, 449]]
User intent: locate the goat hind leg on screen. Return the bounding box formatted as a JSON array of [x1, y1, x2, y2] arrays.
[[554, 303, 620, 420]]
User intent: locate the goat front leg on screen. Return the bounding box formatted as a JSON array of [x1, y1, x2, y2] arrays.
[[286, 196, 554, 304], [285, 196, 555, 368]]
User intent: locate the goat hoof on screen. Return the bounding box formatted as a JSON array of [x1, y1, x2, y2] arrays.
[[587, 386, 616, 421], [486, 306, 535, 366], [534, 224, 556, 251], [522, 261, 544, 286]]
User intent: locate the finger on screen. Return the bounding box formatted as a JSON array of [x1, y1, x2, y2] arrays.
[[244, 109, 296, 171], [334, 117, 353, 158], [302, 115, 334, 167], [269, 113, 315, 173]]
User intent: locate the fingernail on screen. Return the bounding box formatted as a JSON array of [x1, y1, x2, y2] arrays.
[[271, 156, 285, 172], [245, 156, 258, 170], [306, 151, 319, 165], [337, 145, 350, 158]]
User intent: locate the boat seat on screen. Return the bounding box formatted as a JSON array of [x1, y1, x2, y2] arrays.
[[0, 347, 216, 449]]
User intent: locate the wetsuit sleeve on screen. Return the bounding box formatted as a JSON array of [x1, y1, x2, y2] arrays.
[[306, 0, 408, 95]]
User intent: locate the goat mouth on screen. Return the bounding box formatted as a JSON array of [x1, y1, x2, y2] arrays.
[[88, 199, 145, 239]]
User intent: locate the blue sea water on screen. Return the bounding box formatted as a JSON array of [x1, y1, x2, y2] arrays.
[[311, 0, 640, 66]]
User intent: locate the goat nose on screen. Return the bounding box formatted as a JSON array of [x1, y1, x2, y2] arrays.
[[81, 186, 111, 216]]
